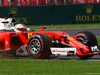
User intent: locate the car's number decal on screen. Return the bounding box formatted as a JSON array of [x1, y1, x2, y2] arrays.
[[28, 33, 32, 38]]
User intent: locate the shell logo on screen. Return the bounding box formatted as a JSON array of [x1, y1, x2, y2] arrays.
[[67, 37, 74, 41]]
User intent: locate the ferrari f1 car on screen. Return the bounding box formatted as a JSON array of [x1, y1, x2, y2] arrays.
[[0, 14, 100, 59]]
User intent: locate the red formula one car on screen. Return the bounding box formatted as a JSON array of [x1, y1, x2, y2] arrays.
[[0, 14, 100, 59]]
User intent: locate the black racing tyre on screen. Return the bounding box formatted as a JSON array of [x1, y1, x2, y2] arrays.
[[74, 31, 98, 59], [77, 55, 94, 59], [27, 33, 52, 59]]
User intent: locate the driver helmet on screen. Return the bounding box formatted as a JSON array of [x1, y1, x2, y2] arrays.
[[15, 24, 26, 32]]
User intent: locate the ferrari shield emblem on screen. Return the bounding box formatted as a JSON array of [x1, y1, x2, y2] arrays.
[[28, 33, 32, 38]]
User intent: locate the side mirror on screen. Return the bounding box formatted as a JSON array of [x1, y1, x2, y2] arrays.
[[42, 26, 46, 31]]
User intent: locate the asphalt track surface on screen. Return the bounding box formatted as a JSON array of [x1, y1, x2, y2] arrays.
[[46, 28, 100, 60], [46, 28, 100, 36]]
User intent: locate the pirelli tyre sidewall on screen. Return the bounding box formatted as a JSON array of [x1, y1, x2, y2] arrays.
[[28, 35, 43, 58], [27, 33, 52, 59]]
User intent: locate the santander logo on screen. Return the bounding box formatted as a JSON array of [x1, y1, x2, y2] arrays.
[[53, 49, 66, 53]]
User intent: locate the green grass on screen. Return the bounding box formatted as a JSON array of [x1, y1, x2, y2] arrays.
[[96, 36, 100, 46], [26, 23, 100, 29], [0, 59, 100, 75]]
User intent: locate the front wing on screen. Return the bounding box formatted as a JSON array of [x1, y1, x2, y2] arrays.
[[16, 45, 100, 56]]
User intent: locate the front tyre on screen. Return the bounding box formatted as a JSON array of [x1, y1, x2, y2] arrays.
[[27, 33, 52, 59], [74, 31, 98, 59]]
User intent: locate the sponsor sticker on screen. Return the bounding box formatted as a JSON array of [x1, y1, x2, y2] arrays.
[[28, 33, 32, 38], [91, 46, 99, 52], [51, 48, 76, 55], [67, 37, 74, 41], [16, 45, 28, 56]]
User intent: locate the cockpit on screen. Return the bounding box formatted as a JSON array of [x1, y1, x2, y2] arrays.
[[0, 18, 30, 32]]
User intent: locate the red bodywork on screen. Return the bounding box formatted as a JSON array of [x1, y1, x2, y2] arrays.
[[0, 28, 100, 56]]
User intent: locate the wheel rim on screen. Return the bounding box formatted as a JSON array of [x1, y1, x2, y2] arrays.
[[29, 38, 41, 54]]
